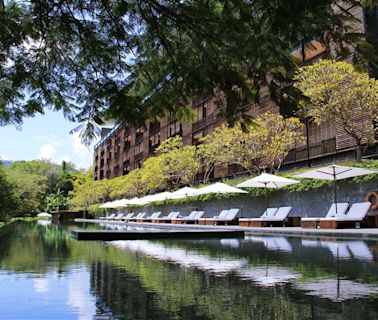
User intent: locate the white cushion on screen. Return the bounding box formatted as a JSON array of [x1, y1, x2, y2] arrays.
[[325, 203, 349, 218]]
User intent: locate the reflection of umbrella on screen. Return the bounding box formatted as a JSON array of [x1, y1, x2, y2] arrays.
[[236, 173, 299, 209], [293, 165, 377, 213], [296, 279, 378, 302]]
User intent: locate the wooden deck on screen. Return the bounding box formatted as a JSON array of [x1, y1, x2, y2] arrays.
[[71, 229, 244, 241]]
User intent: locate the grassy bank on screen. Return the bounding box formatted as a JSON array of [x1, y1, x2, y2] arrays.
[[0, 217, 39, 229]]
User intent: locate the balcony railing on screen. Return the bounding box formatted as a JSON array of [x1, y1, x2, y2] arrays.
[[149, 122, 161, 135], [135, 134, 144, 145], [284, 138, 336, 164], [192, 114, 214, 132], [134, 151, 144, 161], [149, 143, 160, 154]]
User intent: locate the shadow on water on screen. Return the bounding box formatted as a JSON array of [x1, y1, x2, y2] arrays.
[[1, 221, 378, 319]]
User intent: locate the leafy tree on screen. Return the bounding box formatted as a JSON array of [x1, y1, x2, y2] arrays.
[[155, 137, 201, 188], [5, 167, 47, 215], [0, 1, 375, 143], [44, 188, 70, 212], [199, 113, 304, 175], [294, 60, 378, 160], [69, 170, 103, 210], [198, 125, 238, 183], [3, 160, 78, 215], [0, 162, 19, 221]]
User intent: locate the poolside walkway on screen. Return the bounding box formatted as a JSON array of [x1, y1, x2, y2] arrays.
[[76, 219, 378, 240]]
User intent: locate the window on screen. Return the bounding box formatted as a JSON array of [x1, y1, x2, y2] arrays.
[[134, 143, 142, 156], [149, 133, 160, 148], [195, 101, 211, 122], [169, 120, 182, 137]]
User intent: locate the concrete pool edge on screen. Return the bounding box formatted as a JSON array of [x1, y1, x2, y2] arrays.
[[75, 219, 378, 240]]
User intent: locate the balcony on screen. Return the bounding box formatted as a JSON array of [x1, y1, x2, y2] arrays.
[[149, 121, 161, 135], [192, 114, 214, 132], [124, 141, 131, 152], [134, 151, 144, 162], [284, 138, 337, 164], [228, 163, 245, 176], [149, 143, 160, 154], [135, 134, 144, 145]]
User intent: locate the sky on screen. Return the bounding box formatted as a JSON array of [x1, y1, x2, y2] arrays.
[[0, 110, 98, 170]]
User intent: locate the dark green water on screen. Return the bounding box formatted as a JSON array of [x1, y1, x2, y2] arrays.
[[1, 221, 378, 319]]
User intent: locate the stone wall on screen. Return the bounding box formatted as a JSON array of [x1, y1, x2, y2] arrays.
[[134, 179, 378, 219]]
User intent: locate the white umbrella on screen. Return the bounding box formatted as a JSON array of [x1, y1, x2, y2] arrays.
[[166, 186, 203, 200], [37, 212, 52, 218], [142, 191, 173, 204], [236, 173, 299, 209], [197, 182, 247, 212], [116, 198, 132, 207], [127, 197, 149, 206], [197, 182, 247, 195], [99, 201, 116, 209], [293, 165, 377, 213]]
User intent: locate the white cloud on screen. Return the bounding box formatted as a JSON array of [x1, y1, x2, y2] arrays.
[[0, 154, 9, 160], [37, 144, 56, 160], [34, 134, 93, 169], [71, 133, 93, 169]]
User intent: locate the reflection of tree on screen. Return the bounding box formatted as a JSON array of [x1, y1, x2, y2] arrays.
[[1, 222, 378, 319], [0, 222, 72, 273]]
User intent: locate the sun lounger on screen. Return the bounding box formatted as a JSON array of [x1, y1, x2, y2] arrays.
[[239, 208, 278, 227], [171, 211, 205, 224], [301, 203, 349, 228], [104, 213, 116, 220], [239, 207, 294, 227], [137, 212, 162, 223], [199, 209, 240, 225], [123, 213, 134, 221], [152, 211, 181, 223], [114, 213, 125, 221], [126, 212, 146, 222], [198, 210, 229, 225], [319, 202, 371, 229]]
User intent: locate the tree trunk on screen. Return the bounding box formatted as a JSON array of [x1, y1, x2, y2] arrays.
[[355, 143, 362, 162]]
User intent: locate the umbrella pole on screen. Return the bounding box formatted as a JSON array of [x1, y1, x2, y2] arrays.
[[333, 166, 338, 214], [265, 183, 269, 211]]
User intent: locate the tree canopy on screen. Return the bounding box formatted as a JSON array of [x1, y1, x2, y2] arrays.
[[295, 60, 378, 160], [1, 1, 375, 143]]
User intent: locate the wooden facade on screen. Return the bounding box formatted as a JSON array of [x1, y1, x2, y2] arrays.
[[93, 2, 377, 182]]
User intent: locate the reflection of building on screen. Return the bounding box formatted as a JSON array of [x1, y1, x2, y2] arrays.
[[90, 261, 171, 319], [93, 4, 378, 182]]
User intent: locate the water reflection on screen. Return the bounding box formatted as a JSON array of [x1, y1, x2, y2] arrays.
[[1, 222, 378, 319], [302, 239, 374, 261]]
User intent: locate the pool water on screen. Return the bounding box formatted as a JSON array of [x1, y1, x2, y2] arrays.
[[1, 221, 378, 319]]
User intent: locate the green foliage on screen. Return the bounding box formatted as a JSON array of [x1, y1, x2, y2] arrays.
[[3, 160, 78, 216], [44, 189, 70, 212], [0, 1, 374, 144], [294, 60, 378, 160], [199, 113, 304, 177], [0, 162, 19, 221], [69, 170, 104, 209]]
